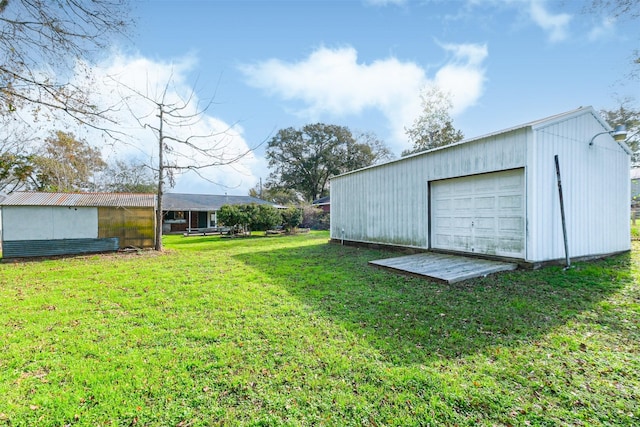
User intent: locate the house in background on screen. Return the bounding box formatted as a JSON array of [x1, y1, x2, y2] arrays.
[[312, 196, 330, 213], [0, 192, 156, 259], [162, 193, 278, 233], [331, 106, 630, 267], [631, 168, 640, 207]]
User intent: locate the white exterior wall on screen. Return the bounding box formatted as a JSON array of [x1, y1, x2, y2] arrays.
[[527, 112, 630, 261], [2, 206, 98, 241], [331, 129, 528, 249], [332, 108, 631, 263]]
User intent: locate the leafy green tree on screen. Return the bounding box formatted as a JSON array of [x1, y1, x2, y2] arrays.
[[0, 152, 35, 193], [600, 100, 640, 165], [402, 85, 464, 156], [266, 124, 392, 202], [32, 131, 106, 192], [281, 207, 303, 232], [249, 183, 301, 205], [252, 204, 282, 232], [217, 204, 244, 233], [217, 203, 281, 234]]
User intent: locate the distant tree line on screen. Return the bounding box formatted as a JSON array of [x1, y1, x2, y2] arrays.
[[0, 130, 155, 194]]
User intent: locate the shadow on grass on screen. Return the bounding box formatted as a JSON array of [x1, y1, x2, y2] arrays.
[[234, 241, 631, 365]]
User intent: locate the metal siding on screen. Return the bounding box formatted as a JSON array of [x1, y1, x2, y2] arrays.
[[2, 238, 119, 259], [98, 207, 155, 249], [331, 131, 527, 249], [2, 206, 97, 241], [528, 112, 630, 261]]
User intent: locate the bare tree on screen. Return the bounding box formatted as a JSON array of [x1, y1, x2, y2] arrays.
[[100, 158, 156, 193], [0, 0, 131, 122], [584, 0, 639, 81], [116, 77, 257, 251]]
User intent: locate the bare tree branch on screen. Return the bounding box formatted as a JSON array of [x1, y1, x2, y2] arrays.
[[0, 0, 132, 121], [111, 72, 265, 250]]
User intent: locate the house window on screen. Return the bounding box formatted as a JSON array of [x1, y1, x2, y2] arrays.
[[165, 210, 186, 223], [210, 211, 217, 227]]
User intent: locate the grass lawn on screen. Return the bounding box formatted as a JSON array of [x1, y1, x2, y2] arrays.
[[0, 231, 638, 426], [631, 220, 640, 239]]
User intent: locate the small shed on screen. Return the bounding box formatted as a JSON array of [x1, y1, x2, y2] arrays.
[[162, 193, 278, 233], [330, 107, 631, 266], [0, 192, 156, 259]]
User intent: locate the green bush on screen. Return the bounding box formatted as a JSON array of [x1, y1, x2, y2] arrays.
[[218, 203, 282, 233], [281, 207, 303, 232]]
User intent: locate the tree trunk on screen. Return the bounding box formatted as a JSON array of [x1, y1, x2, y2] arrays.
[[154, 109, 165, 251]]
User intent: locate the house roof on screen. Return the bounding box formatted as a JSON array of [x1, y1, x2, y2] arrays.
[[0, 192, 156, 207], [312, 196, 330, 205], [332, 106, 629, 180], [162, 193, 276, 211]]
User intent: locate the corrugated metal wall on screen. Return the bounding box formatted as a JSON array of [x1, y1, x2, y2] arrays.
[[98, 207, 155, 249], [331, 129, 528, 250], [2, 238, 119, 259], [527, 112, 630, 261], [331, 109, 630, 263], [2, 206, 98, 241]]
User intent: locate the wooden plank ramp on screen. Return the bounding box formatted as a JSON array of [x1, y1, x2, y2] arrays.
[[369, 252, 518, 284]]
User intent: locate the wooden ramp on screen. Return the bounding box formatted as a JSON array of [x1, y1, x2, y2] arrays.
[[369, 252, 518, 284]]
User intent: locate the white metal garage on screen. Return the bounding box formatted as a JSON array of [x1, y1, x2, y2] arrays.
[[430, 169, 525, 258], [330, 107, 631, 266]]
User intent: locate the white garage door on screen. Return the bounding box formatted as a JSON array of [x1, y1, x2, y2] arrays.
[[430, 169, 525, 259]]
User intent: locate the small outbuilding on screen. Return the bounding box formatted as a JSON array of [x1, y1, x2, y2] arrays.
[[330, 107, 631, 266], [0, 192, 156, 259]]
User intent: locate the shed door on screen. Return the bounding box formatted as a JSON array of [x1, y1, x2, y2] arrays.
[[430, 169, 525, 259]]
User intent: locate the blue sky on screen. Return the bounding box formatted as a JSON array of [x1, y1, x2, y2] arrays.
[[87, 0, 639, 195]]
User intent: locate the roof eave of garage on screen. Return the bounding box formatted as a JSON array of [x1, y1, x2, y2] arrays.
[[331, 105, 611, 181]]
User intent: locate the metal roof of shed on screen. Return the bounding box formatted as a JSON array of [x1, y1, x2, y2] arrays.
[[162, 193, 276, 211], [0, 192, 156, 207]]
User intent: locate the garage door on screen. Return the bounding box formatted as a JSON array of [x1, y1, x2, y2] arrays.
[[430, 169, 525, 259]]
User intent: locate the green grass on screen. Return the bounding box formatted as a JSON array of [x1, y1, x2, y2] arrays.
[[1, 231, 638, 426], [631, 220, 640, 239]]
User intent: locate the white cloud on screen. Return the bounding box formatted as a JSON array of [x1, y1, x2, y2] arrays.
[[240, 43, 487, 152], [70, 53, 265, 195], [588, 16, 616, 41], [528, 0, 572, 42]]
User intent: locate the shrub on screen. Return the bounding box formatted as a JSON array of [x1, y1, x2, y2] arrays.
[[301, 205, 329, 230], [281, 207, 303, 232]]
